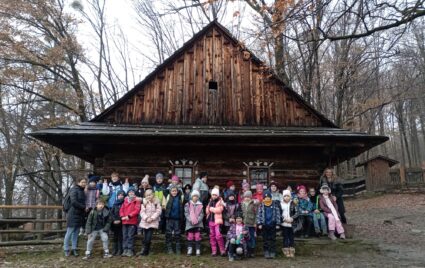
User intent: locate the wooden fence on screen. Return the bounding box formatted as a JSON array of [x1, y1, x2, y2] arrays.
[[389, 168, 425, 188], [0, 205, 65, 246], [342, 177, 366, 197]]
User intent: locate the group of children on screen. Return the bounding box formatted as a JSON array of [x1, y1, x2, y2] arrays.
[[76, 172, 346, 261]]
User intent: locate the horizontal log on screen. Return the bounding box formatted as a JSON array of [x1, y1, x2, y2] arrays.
[[0, 240, 63, 247], [0, 219, 65, 223], [0, 205, 62, 209], [0, 229, 66, 234]]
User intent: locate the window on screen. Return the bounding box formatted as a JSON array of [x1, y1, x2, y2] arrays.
[[174, 167, 193, 186], [249, 168, 269, 188], [208, 80, 218, 91]]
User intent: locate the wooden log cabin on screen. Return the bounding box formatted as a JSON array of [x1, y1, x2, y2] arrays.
[[31, 21, 388, 189]]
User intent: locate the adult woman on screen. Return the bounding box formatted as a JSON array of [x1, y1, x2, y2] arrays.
[[319, 168, 347, 223], [64, 177, 87, 257]]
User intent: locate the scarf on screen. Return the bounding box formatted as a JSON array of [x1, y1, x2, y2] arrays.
[[324, 195, 339, 221], [111, 180, 122, 186], [189, 201, 203, 225], [281, 200, 291, 227], [114, 198, 124, 206], [263, 198, 273, 207]]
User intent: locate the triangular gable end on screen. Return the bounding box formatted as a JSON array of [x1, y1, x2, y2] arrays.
[[91, 20, 337, 128]]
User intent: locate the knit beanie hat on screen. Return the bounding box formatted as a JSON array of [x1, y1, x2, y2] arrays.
[[282, 189, 291, 197], [88, 175, 100, 183], [320, 184, 331, 193], [226, 180, 234, 188], [263, 191, 272, 199], [142, 175, 149, 184], [242, 182, 250, 191], [171, 175, 179, 182], [127, 187, 136, 194], [297, 185, 307, 193], [191, 190, 200, 198], [211, 188, 220, 196], [117, 190, 125, 197], [243, 190, 252, 198], [227, 190, 235, 198], [155, 173, 164, 180]]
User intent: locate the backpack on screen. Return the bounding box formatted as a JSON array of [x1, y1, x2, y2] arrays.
[[63, 192, 71, 212]]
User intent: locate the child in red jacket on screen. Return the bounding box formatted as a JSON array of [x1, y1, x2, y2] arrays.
[[119, 188, 141, 257]]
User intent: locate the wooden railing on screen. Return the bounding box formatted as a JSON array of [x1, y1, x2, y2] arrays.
[[342, 177, 366, 197], [0, 205, 65, 246]]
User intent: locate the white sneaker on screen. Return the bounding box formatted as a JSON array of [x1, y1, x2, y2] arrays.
[[187, 247, 193, 256], [196, 249, 201, 256]]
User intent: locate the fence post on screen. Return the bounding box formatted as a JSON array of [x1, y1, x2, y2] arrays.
[[400, 166, 406, 187]]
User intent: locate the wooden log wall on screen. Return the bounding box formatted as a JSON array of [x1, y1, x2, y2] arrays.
[[101, 26, 324, 127], [93, 147, 326, 190]]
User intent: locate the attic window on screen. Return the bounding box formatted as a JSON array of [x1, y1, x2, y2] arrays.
[[208, 80, 218, 91]]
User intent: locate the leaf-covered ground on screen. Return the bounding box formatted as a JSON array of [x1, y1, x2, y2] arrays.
[[1, 193, 425, 267]]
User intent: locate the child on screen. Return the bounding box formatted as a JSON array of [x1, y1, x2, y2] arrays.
[[184, 190, 204, 256], [206, 188, 226, 256], [102, 172, 130, 208], [319, 184, 345, 240], [137, 174, 152, 199], [309, 187, 328, 236], [296, 185, 313, 238], [83, 175, 100, 235], [269, 181, 282, 202], [183, 184, 192, 205], [164, 186, 184, 254], [237, 181, 250, 203], [252, 183, 264, 203], [153, 172, 167, 234], [256, 191, 282, 259], [223, 180, 236, 200], [139, 189, 162, 255], [83, 199, 112, 259], [119, 187, 141, 257], [226, 214, 249, 261], [239, 190, 258, 257], [110, 190, 125, 256], [166, 175, 183, 196], [223, 190, 239, 235], [281, 189, 299, 258]]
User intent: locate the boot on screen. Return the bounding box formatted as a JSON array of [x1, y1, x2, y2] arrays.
[[167, 244, 173, 254], [264, 250, 270, 259], [72, 249, 79, 257], [141, 243, 150, 256], [175, 241, 181, 255], [340, 233, 346, 239], [121, 249, 128, 257], [103, 250, 112, 258], [270, 251, 276, 259], [187, 241, 193, 256], [289, 247, 295, 258], [248, 247, 255, 258], [328, 231, 337, 240], [112, 243, 118, 256], [82, 252, 91, 260], [64, 250, 70, 257], [127, 250, 134, 257], [195, 241, 201, 256], [282, 247, 289, 257]]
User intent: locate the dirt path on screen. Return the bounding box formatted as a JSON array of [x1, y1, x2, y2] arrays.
[[1, 193, 425, 267]]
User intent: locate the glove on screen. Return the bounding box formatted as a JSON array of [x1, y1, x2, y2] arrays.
[[276, 225, 280, 230]]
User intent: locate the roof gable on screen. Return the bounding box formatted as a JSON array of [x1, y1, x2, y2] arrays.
[[91, 20, 337, 128]]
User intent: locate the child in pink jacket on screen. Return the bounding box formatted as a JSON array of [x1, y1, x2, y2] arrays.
[[139, 189, 162, 255], [206, 188, 225, 256]]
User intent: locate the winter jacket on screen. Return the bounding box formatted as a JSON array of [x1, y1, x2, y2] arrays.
[[223, 201, 239, 227], [184, 200, 204, 231], [85, 187, 98, 209], [206, 197, 224, 225], [66, 185, 86, 228], [119, 197, 141, 225], [239, 200, 258, 227], [280, 200, 299, 228], [136, 186, 152, 198], [319, 176, 345, 214], [139, 198, 162, 229], [298, 197, 314, 216], [271, 191, 283, 202], [153, 183, 167, 204], [252, 192, 264, 203], [257, 200, 282, 226], [111, 199, 124, 225], [319, 194, 340, 218], [102, 181, 129, 208], [225, 223, 249, 252], [164, 194, 184, 220], [85, 207, 112, 234]]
